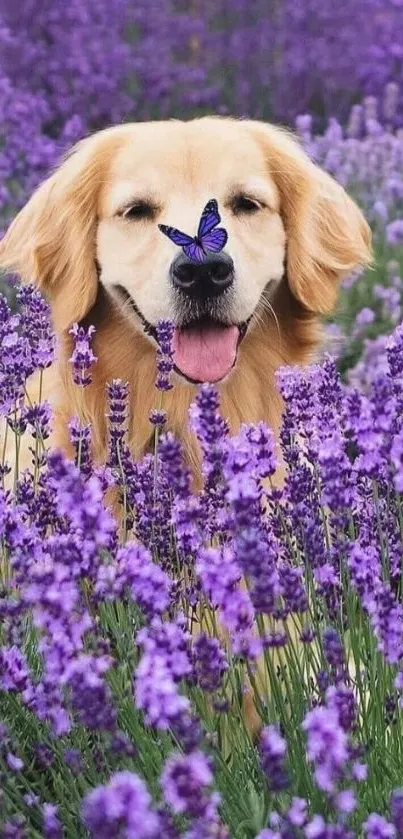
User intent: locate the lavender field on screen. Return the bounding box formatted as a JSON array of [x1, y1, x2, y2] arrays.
[[1, 3, 403, 837]]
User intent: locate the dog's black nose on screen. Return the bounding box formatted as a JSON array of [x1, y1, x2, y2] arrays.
[[170, 251, 234, 298]]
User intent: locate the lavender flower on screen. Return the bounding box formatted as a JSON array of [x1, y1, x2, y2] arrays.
[[189, 384, 229, 507], [302, 705, 349, 794], [6, 752, 24, 771], [68, 416, 92, 477], [155, 319, 174, 391], [391, 790, 403, 836], [326, 686, 356, 733], [0, 815, 27, 838], [116, 542, 171, 618], [17, 285, 55, 372], [259, 725, 289, 792], [42, 804, 63, 839], [134, 618, 198, 746], [192, 633, 228, 692], [336, 789, 357, 814], [161, 750, 218, 818], [68, 323, 97, 387], [287, 798, 308, 828], [363, 815, 396, 839], [323, 628, 345, 673], [387, 221, 403, 247], [197, 546, 257, 657], [149, 409, 167, 426], [106, 379, 129, 468], [62, 653, 116, 731], [81, 771, 161, 838]]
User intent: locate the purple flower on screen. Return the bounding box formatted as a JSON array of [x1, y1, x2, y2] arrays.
[[116, 542, 171, 618], [134, 618, 198, 746], [356, 307, 376, 328], [68, 417, 92, 477], [391, 430, 403, 491], [158, 432, 192, 501], [279, 563, 308, 615], [391, 789, 403, 836], [348, 542, 403, 666], [189, 384, 229, 495], [62, 653, 116, 731], [6, 752, 24, 772], [197, 546, 257, 656], [0, 815, 27, 838], [106, 379, 129, 468], [302, 705, 349, 794], [259, 725, 289, 792], [63, 748, 82, 775], [352, 762, 368, 782], [24, 401, 52, 442], [161, 750, 218, 818], [318, 431, 354, 516], [155, 319, 174, 391], [149, 409, 167, 426], [46, 452, 115, 557], [192, 633, 228, 692], [323, 628, 345, 673], [24, 793, 40, 808], [335, 789, 356, 814], [42, 804, 63, 839], [0, 645, 30, 692], [326, 685, 356, 733], [287, 798, 308, 828], [364, 814, 396, 839], [303, 814, 355, 839], [17, 286, 55, 367], [81, 771, 161, 838], [226, 466, 281, 615], [387, 220, 403, 246], [68, 323, 97, 387]]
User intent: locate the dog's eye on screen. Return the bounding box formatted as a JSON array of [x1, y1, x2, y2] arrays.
[[232, 195, 262, 215], [122, 202, 156, 221]]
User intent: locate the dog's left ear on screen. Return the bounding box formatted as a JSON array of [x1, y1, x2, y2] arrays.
[[0, 130, 119, 332], [249, 122, 372, 314]]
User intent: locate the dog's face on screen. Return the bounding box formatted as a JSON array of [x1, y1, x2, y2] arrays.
[[0, 117, 372, 384], [98, 120, 286, 382]]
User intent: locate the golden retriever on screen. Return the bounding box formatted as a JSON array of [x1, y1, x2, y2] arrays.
[[0, 117, 372, 734], [0, 117, 371, 477]]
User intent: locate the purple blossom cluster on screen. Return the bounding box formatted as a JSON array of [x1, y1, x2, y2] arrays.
[[131, 3, 403, 125], [0, 0, 132, 227], [4, 281, 403, 831], [297, 97, 403, 232], [298, 104, 403, 388]]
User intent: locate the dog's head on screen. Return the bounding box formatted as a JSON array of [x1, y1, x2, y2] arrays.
[[0, 117, 371, 384]]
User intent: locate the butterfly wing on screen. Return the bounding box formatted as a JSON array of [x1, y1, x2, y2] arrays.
[[197, 199, 221, 238], [201, 228, 228, 254], [183, 241, 205, 263], [158, 224, 194, 248]]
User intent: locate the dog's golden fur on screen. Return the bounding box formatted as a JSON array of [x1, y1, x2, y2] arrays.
[[0, 117, 372, 475]]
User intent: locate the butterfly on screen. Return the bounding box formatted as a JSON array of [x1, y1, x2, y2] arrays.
[[158, 198, 228, 263]]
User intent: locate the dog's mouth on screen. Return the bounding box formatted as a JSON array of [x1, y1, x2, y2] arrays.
[[172, 317, 248, 384], [113, 284, 249, 384]]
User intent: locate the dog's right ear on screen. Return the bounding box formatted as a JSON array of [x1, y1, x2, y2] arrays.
[[248, 121, 372, 316], [0, 132, 116, 332]]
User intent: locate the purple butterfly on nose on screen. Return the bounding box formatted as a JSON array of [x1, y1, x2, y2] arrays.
[[158, 198, 228, 263]]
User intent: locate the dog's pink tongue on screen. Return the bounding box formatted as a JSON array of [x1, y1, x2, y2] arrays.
[[173, 324, 239, 383]]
